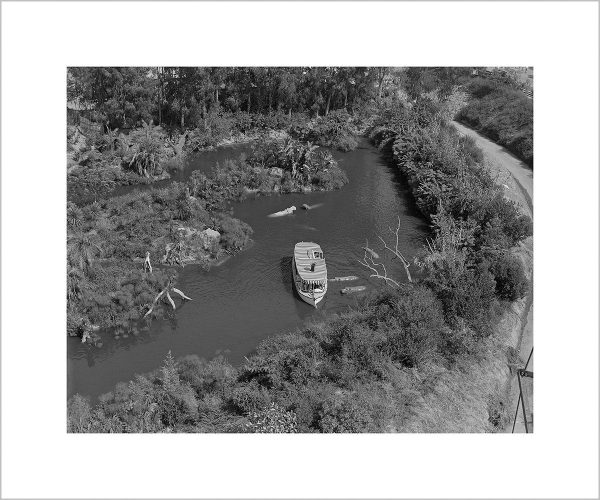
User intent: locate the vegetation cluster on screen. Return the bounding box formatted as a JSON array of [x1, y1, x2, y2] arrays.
[[69, 91, 532, 433], [68, 68, 371, 199], [68, 67, 388, 129], [67, 136, 346, 343], [67, 120, 186, 202], [456, 78, 534, 166]]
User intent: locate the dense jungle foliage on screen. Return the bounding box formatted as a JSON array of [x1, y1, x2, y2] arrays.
[[67, 68, 372, 201], [67, 136, 347, 344], [456, 78, 534, 166], [68, 67, 389, 129], [68, 77, 533, 432]]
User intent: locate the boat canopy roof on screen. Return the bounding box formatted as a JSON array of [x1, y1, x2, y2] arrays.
[[294, 242, 327, 283]]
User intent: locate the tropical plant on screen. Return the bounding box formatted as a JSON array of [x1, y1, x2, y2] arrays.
[[67, 230, 103, 273], [124, 121, 168, 177], [245, 402, 298, 433]]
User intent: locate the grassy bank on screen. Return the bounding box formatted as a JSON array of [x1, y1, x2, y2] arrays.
[[456, 78, 533, 167], [68, 98, 533, 433]]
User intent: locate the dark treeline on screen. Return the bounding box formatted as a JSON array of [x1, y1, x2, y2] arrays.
[[68, 67, 390, 130], [68, 83, 533, 433]]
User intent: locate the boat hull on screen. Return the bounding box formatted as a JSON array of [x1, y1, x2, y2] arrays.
[[292, 255, 327, 308]]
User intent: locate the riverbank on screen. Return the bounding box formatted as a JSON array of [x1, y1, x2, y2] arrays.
[[67, 136, 349, 345], [67, 111, 358, 204], [455, 78, 534, 167], [68, 100, 534, 432], [451, 120, 533, 432], [67, 135, 426, 401], [451, 120, 533, 216]]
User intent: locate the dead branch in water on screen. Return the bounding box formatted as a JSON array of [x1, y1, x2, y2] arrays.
[[165, 291, 176, 310], [143, 281, 192, 318], [172, 287, 192, 300], [358, 216, 412, 286], [358, 247, 400, 288], [378, 217, 412, 283]]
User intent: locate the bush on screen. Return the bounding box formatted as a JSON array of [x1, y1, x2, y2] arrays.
[[122, 122, 171, 177], [289, 109, 359, 151], [245, 402, 298, 433], [217, 216, 252, 252], [366, 287, 446, 368], [230, 382, 271, 414], [420, 248, 497, 336], [488, 391, 511, 430], [486, 251, 529, 301], [67, 394, 93, 432], [317, 392, 374, 433], [457, 80, 533, 166]]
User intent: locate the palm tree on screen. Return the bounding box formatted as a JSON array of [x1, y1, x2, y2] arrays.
[[127, 121, 164, 177], [67, 264, 84, 305], [67, 202, 83, 229], [67, 230, 103, 273]]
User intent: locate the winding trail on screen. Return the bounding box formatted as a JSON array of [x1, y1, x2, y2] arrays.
[[452, 120, 533, 217], [451, 120, 534, 433]]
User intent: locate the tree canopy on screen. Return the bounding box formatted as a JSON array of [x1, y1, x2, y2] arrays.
[[68, 67, 387, 129]]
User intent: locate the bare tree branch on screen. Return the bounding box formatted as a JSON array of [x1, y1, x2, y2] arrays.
[[171, 287, 192, 301], [143, 282, 192, 318], [358, 248, 400, 288], [378, 217, 412, 282], [358, 216, 413, 286]]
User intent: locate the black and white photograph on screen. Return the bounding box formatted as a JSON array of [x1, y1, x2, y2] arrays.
[[1, 1, 598, 499], [65, 66, 534, 434]]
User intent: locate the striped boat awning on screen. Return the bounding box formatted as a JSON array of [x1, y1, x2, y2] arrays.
[[294, 242, 327, 282]]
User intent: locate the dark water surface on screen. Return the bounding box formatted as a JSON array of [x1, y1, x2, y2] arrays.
[[67, 138, 429, 400]]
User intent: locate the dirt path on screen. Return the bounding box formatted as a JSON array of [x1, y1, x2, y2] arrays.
[[451, 120, 534, 433], [452, 120, 533, 217]]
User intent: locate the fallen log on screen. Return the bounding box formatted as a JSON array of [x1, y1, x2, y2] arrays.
[[329, 276, 359, 282], [362, 247, 379, 259], [143, 282, 192, 318], [340, 286, 367, 294], [143, 289, 167, 318], [165, 291, 176, 310], [172, 288, 192, 301]]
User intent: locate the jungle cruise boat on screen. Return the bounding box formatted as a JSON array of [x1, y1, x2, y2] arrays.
[[292, 241, 328, 307]]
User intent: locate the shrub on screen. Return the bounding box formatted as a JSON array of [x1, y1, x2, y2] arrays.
[[245, 403, 298, 433], [365, 287, 446, 368], [122, 122, 171, 177], [230, 382, 271, 414], [67, 394, 93, 432], [488, 391, 511, 430], [486, 251, 529, 301], [457, 80, 533, 166], [217, 216, 252, 252], [317, 392, 374, 433], [289, 109, 359, 151], [420, 246, 496, 336]]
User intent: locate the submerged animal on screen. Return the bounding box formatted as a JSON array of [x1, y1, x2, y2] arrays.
[[268, 205, 297, 218], [362, 246, 380, 259]]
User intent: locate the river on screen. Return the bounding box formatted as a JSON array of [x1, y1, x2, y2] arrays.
[[67, 138, 430, 400]]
